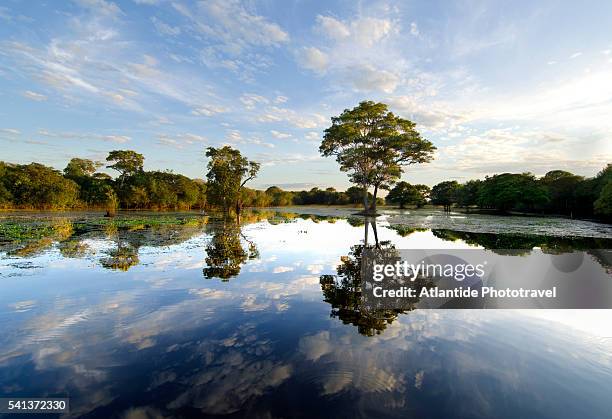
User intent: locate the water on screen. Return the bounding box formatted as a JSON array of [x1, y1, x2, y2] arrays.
[[1, 209, 611, 418]]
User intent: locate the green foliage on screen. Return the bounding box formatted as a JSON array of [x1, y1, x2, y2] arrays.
[[540, 170, 583, 215], [205, 146, 260, 213], [1, 163, 79, 209], [106, 150, 144, 178], [0, 147, 609, 223], [478, 173, 548, 212], [64, 158, 100, 179], [454, 179, 482, 208], [265, 186, 293, 206], [203, 221, 258, 280], [594, 181, 612, 217], [320, 101, 436, 213], [430, 180, 460, 211], [386, 181, 429, 208]]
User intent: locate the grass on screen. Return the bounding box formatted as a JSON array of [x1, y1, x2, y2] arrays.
[[0, 214, 207, 246]]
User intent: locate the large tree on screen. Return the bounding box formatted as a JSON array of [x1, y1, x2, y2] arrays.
[[205, 146, 260, 214], [106, 150, 144, 187], [64, 158, 101, 179], [430, 180, 459, 212], [540, 170, 583, 215], [594, 181, 612, 218], [386, 181, 430, 209], [320, 101, 435, 215], [477, 173, 548, 212]]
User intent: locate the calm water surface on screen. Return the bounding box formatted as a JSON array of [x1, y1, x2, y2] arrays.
[[1, 209, 612, 418]]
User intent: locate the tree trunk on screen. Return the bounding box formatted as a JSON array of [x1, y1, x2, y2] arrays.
[[370, 220, 380, 248], [362, 185, 369, 212], [369, 184, 379, 214]]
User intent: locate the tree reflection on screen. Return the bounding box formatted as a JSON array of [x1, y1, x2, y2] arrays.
[[432, 229, 612, 256], [320, 221, 429, 337], [203, 218, 258, 281], [101, 243, 140, 270]]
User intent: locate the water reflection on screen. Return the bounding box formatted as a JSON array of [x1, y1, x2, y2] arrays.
[[203, 217, 259, 280], [2, 211, 611, 273], [0, 210, 611, 417]]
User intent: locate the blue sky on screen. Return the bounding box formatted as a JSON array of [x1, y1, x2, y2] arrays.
[[0, 0, 611, 190]]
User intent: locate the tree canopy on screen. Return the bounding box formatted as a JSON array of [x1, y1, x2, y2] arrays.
[[320, 101, 435, 214], [430, 181, 460, 212], [205, 146, 260, 214], [106, 150, 144, 178], [386, 181, 430, 208]]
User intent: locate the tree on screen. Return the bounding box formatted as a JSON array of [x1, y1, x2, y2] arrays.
[[478, 173, 548, 212], [205, 146, 260, 214], [455, 179, 482, 209], [594, 181, 612, 218], [64, 158, 112, 207], [4, 163, 79, 209], [106, 150, 144, 186], [320, 101, 435, 215], [64, 158, 101, 179], [203, 220, 258, 280], [540, 170, 583, 216], [386, 181, 429, 208], [431, 180, 459, 212]]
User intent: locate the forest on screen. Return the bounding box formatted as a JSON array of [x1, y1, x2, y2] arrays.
[[0, 148, 610, 221]]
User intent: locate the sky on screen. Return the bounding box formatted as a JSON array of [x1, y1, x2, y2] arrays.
[[0, 0, 611, 190]]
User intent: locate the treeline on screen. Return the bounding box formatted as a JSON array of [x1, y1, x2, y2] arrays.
[[0, 150, 382, 211], [240, 186, 384, 208], [2, 150, 610, 220], [0, 152, 207, 210], [386, 166, 612, 219]]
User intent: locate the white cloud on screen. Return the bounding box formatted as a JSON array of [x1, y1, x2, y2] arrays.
[[151, 17, 181, 36], [37, 129, 130, 143], [410, 22, 419, 36], [157, 133, 207, 149], [178, 0, 288, 57], [22, 90, 47, 101], [270, 130, 291, 139], [349, 65, 400, 93], [298, 47, 329, 74], [306, 264, 324, 274], [254, 152, 323, 167], [257, 106, 327, 129], [223, 130, 274, 148], [387, 95, 471, 132], [272, 266, 294, 274], [225, 129, 242, 143], [569, 52, 582, 59], [191, 104, 228, 116], [436, 128, 608, 175], [305, 132, 320, 141], [351, 17, 393, 47], [298, 12, 404, 94], [315, 15, 350, 40], [274, 95, 288, 104], [315, 15, 394, 47], [240, 93, 269, 109], [0, 128, 20, 136], [73, 0, 122, 18]]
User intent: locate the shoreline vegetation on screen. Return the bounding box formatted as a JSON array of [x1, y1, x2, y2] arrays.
[[0, 101, 610, 222], [1, 209, 610, 271]]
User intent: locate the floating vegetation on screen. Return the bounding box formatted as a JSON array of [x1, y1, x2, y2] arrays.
[[100, 244, 140, 271]]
